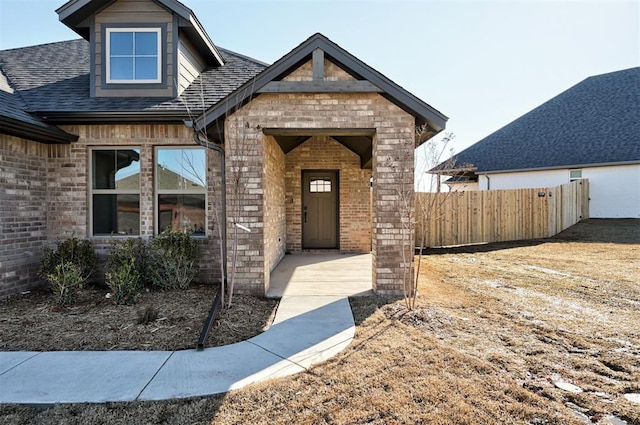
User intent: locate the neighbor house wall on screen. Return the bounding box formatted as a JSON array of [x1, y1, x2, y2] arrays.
[[0, 135, 48, 298], [479, 164, 640, 218], [52, 124, 222, 283], [225, 90, 415, 296]]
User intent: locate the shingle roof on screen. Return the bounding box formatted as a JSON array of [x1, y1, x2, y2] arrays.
[[0, 69, 78, 143], [437, 67, 640, 173], [0, 39, 266, 115]]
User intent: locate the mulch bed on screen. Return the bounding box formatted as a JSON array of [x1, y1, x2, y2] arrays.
[[0, 284, 278, 352]]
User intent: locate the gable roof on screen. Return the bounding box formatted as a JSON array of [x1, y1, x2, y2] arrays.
[[0, 40, 265, 124], [196, 33, 448, 140], [56, 0, 224, 66], [435, 67, 640, 174]]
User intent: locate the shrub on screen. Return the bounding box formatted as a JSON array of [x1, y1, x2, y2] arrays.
[[46, 262, 84, 306], [149, 231, 199, 290], [105, 257, 140, 305], [40, 237, 96, 284], [106, 238, 152, 287]]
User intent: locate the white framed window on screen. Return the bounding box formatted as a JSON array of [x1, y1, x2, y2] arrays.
[[90, 148, 141, 236], [106, 28, 161, 83], [570, 169, 582, 181], [155, 147, 206, 235]]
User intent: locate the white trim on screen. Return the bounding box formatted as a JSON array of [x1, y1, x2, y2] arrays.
[[106, 27, 162, 84]]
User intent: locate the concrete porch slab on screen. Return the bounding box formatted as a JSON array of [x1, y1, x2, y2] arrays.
[[267, 253, 373, 298]]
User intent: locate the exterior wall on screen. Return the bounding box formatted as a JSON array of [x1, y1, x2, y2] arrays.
[[52, 124, 222, 283], [0, 135, 48, 298], [177, 37, 205, 95], [225, 91, 415, 295], [283, 58, 354, 82], [479, 164, 640, 218], [94, 0, 175, 97], [284, 136, 371, 253], [583, 164, 639, 218], [263, 135, 287, 288]]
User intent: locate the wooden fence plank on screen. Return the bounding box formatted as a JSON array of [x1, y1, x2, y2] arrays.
[[416, 179, 589, 247]]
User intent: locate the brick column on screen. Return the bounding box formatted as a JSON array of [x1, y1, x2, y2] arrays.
[[372, 127, 415, 295]]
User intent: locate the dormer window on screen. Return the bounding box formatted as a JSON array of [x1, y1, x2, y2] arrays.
[[106, 28, 162, 84]]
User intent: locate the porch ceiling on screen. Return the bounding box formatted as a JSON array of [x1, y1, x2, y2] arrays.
[[264, 128, 374, 169]]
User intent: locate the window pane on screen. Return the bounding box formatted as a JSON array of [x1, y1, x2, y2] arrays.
[[157, 148, 206, 190], [135, 57, 158, 80], [93, 149, 140, 189], [570, 170, 582, 179], [135, 32, 157, 55], [93, 194, 140, 235], [110, 32, 133, 55], [115, 149, 140, 189], [310, 178, 331, 193], [158, 194, 205, 235], [110, 57, 133, 80]]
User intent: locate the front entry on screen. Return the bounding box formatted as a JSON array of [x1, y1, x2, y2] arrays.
[[302, 170, 338, 249]]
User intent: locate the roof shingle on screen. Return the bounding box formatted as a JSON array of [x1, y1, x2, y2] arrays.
[[0, 39, 266, 115], [439, 67, 640, 173]]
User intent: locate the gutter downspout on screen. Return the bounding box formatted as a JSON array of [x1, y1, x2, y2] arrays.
[[185, 121, 227, 351], [485, 174, 491, 190]]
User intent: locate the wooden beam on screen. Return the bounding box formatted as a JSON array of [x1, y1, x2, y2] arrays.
[[263, 128, 376, 137], [312, 49, 324, 81], [257, 80, 383, 94]]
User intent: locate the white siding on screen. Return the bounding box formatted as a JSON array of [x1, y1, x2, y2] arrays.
[[479, 164, 640, 218], [583, 164, 640, 218], [177, 37, 205, 95], [479, 169, 568, 190]]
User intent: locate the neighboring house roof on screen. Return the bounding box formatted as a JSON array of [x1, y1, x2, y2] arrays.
[[434, 67, 640, 174], [0, 40, 266, 123], [197, 33, 448, 142]]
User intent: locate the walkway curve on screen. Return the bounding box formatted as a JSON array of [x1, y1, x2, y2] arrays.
[[0, 295, 355, 404]]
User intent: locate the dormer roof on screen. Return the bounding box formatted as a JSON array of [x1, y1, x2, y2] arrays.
[[56, 0, 224, 66]]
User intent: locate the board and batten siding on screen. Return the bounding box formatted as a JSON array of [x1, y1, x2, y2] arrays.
[[478, 165, 639, 218], [94, 0, 174, 97], [177, 38, 206, 95]]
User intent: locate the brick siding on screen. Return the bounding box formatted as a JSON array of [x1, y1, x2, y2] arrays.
[[0, 135, 48, 298]]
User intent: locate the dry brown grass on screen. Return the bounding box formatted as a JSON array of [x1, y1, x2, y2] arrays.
[[1, 219, 638, 424]]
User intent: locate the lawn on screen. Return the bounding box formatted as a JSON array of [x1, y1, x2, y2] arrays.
[[1, 219, 638, 424]]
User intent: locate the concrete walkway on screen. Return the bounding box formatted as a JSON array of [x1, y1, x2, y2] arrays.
[[0, 254, 371, 404]]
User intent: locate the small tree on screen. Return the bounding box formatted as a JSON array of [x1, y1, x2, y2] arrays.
[[413, 129, 474, 308]]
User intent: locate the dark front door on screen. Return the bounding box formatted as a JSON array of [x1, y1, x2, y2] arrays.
[[302, 171, 338, 249]]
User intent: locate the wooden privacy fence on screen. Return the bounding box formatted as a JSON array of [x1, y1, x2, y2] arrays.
[[416, 179, 589, 247]]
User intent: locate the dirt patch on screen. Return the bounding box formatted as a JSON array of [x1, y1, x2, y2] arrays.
[[0, 284, 278, 351]]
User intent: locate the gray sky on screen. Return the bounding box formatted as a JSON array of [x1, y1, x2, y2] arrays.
[[1, 0, 638, 160]]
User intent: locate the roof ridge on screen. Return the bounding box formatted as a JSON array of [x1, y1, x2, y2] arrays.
[[217, 47, 270, 67]]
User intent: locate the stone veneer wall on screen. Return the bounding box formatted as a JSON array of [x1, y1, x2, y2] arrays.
[[0, 135, 48, 298], [225, 91, 415, 295], [284, 135, 371, 253], [49, 124, 223, 284]]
